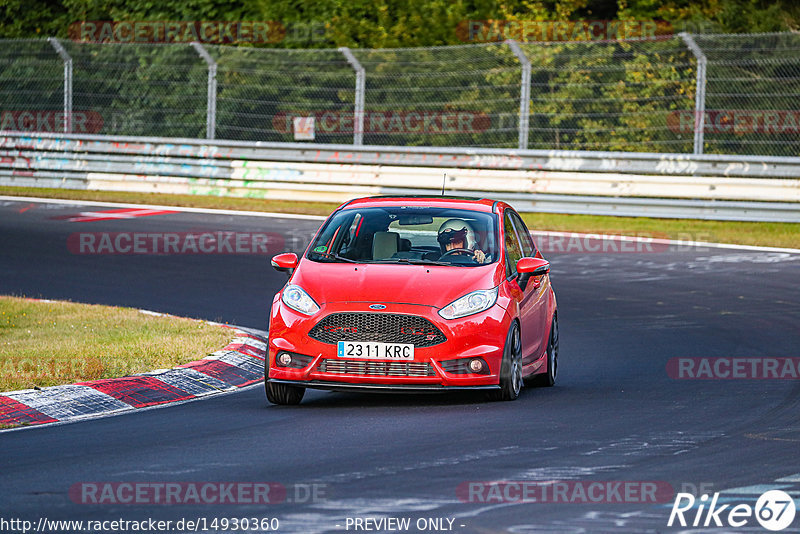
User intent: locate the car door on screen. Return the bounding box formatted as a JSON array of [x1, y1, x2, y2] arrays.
[[505, 210, 549, 365]]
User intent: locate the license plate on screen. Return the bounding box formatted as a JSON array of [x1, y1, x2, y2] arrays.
[[337, 341, 414, 360]]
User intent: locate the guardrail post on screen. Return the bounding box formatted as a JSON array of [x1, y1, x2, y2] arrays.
[[339, 47, 365, 145], [47, 38, 73, 134], [190, 42, 217, 140], [506, 40, 531, 151], [680, 32, 707, 155]]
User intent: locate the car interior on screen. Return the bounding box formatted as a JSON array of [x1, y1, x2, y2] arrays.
[[310, 208, 497, 265]]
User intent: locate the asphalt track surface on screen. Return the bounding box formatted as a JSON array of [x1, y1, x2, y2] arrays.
[[1, 197, 799, 533]]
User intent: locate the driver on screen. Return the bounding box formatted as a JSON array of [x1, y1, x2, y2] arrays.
[[437, 219, 489, 263]]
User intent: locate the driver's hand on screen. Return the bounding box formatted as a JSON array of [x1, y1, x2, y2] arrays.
[[473, 249, 486, 263]]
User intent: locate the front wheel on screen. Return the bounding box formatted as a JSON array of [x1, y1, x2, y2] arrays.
[[265, 379, 305, 405], [487, 322, 522, 401], [529, 314, 558, 387]]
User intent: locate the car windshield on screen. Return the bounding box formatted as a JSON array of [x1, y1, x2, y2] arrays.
[[307, 206, 499, 267]]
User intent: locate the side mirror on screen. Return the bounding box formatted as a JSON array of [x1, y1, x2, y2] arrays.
[[271, 252, 298, 276], [516, 257, 550, 291]]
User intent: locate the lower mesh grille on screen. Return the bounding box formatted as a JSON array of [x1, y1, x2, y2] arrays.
[[318, 359, 435, 377]]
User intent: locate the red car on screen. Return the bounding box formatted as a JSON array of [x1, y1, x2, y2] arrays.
[[265, 196, 558, 405]]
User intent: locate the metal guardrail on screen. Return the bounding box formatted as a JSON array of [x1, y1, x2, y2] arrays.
[[1, 132, 798, 222], [3, 131, 800, 178]]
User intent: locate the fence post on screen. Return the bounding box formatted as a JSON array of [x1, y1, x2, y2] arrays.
[[506, 39, 531, 150], [339, 47, 365, 146], [190, 42, 217, 140], [47, 38, 73, 134], [679, 32, 707, 155]]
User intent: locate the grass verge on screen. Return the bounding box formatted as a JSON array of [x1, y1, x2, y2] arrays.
[[0, 186, 335, 217], [1, 186, 798, 249], [518, 213, 800, 250], [0, 296, 233, 392]]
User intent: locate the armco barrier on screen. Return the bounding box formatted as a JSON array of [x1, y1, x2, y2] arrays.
[[1, 132, 799, 222]]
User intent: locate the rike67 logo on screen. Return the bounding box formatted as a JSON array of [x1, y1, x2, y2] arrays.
[[668, 490, 797, 531]]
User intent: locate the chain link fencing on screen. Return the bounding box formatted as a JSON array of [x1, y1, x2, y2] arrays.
[[0, 33, 798, 156], [694, 32, 800, 157], [0, 40, 66, 122]]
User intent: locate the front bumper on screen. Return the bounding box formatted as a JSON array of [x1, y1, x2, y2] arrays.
[[268, 299, 511, 388], [268, 379, 500, 393]]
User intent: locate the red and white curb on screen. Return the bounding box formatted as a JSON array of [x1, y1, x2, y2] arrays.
[[0, 323, 266, 429]]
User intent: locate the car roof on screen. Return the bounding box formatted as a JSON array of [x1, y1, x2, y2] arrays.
[[339, 196, 500, 213]]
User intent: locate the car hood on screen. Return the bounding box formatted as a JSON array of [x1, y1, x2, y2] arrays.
[[292, 261, 503, 309]]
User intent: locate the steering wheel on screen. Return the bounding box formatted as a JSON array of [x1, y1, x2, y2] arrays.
[[440, 248, 474, 258]]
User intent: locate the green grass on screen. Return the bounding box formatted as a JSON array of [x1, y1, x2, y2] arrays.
[[0, 186, 335, 217], [1, 186, 798, 248], [0, 296, 234, 392]]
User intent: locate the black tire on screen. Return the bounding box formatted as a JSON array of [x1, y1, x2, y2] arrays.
[[264, 350, 305, 405], [487, 322, 522, 402], [265, 379, 305, 405], [529, 314, 558, 387]]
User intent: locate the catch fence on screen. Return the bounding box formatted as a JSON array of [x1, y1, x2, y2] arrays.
[[1, 32, 799, 156]]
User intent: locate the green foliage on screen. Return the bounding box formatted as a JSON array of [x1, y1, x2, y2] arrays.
[[2, 0, 797, 46], [60, 41, 208, 137], [0, 0, 70, 38], [520, 38, 697, 151], [0, 1, 798, 155]]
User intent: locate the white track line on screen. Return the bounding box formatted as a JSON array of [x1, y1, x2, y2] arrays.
[[2, 194, 799, 254], [0, 195, 327, 221], [530, 229, 800, 254]]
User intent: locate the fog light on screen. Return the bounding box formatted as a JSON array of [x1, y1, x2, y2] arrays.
[[469, 358, 484, 373], [277, 352, 292, 366]]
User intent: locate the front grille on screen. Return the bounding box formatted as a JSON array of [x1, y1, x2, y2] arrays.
[[308, 313, 446, 347], [318, 359, 436, 377]]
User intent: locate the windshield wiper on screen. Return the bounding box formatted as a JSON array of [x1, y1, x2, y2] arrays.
[[309, 251, 358, 263]]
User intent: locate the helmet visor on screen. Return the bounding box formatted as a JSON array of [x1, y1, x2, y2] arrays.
[[437, 227, 468, 247]]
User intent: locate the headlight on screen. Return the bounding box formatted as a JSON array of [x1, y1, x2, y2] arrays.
[[281, 284, 320, 315], [438, 287, 498, 320]]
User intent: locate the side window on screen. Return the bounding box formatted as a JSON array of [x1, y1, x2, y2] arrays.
[[504, 213, 523, 277], [510, 211, 535, 257]]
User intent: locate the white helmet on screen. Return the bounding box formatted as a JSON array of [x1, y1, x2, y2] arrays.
[[437, 219, 478, 250]]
